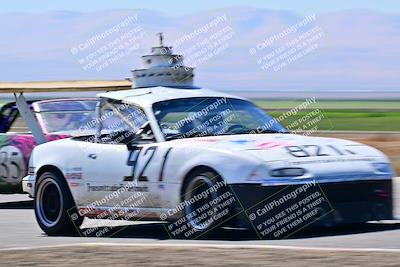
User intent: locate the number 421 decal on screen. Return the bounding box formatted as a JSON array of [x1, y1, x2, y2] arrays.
[[285, 145, 356, 158]]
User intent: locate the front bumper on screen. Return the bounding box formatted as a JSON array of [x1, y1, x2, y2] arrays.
[[22, 175, 35, 197], [229, 179, 393, 229]]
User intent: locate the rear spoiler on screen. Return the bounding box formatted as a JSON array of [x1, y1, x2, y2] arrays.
[[0, 80, 132, 93], [0, 80, 132, 144]]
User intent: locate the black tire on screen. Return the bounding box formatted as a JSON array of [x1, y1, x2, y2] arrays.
[[34, 171, 83, 236], [181, 169, 231, 234]]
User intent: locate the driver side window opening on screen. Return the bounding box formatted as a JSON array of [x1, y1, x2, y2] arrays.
[[97, 100, 154, 145]]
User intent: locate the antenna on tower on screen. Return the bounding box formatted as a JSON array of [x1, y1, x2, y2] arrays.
[[158, 32, 164, 46]]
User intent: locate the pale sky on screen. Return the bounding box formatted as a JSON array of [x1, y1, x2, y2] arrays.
[[1, 1, 399, 91], [1, 0, 400, 15]]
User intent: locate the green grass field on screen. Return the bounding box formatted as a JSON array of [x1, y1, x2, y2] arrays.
[[269, 110, 400, 131], [253, 100, 400, 132], [254, 100, 400, 110]]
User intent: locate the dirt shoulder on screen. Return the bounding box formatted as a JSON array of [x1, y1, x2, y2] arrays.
[[1, 245, 400, 267]]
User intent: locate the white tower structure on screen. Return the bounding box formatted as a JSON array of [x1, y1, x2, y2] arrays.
[[131, 33, 195, 88]]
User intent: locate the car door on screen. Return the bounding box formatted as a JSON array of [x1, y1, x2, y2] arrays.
[[81, 141, 133, 207], [79, 100, 163, 214]]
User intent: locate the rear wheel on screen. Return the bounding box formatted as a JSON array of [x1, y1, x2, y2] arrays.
[[34, 171, 83, 236]]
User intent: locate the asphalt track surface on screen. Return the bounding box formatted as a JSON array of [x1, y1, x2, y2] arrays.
[[0, 178, 399, 251]]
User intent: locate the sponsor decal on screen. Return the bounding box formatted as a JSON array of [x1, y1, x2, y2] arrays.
[[256, 140, 292, 149], [290, 157, 375, 165], [86, 183, 148, 192], [65, 167, 83, 180], [191, 139, 219, 143]]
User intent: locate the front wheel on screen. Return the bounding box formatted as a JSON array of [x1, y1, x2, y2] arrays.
[[34, 171, 83, 236], [182, 169, 233, 234]]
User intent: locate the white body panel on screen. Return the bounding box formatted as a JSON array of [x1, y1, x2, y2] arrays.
[[24, 133, 392, 219], [23, 87, 394, 221]]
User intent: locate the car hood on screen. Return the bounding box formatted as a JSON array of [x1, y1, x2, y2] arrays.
[[170, 133, 388, 162]]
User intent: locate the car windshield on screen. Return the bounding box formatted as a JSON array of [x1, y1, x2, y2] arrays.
[[37, 100, 98, 134], [153, 97, 287, 140]]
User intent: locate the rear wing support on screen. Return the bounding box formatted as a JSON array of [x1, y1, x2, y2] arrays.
[[1, 79, 132, 144], [14, 93, 47, 144]]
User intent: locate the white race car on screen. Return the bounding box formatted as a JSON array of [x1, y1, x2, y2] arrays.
[[23, 87, 394, 237]]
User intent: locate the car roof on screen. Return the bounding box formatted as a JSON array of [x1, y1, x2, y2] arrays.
[[96, 86, 246, 107]]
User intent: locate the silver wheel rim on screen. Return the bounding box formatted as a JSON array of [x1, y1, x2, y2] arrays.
[[184, 175, 218, 231], [36, 177, 63, 227]]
